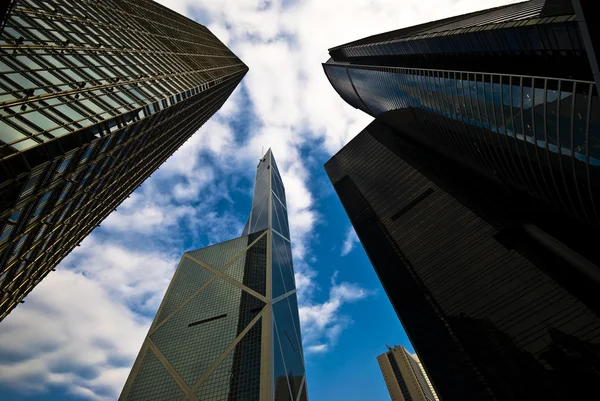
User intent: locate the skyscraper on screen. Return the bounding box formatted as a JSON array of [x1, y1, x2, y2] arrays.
[[120, 150, 308, 401], [377, 345, 438, 401], [326, 120, 600, 400], [0, 0, 247, 319], [324, 1, 600, 400], [323, 0, 600, 230]]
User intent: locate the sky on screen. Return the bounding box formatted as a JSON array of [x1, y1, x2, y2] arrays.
[[0, 0, 519, 400]]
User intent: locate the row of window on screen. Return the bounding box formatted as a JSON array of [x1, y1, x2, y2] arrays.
[[343, 17, 580, 59], [0, 0, 243, 153], [0, 78, 242, 314]]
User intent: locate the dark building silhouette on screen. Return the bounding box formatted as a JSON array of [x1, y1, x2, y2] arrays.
[[120, 150, 308, 401], [0, 0, 247, 319], [325, 120, 600, 400], [324, 3, 600, 398]]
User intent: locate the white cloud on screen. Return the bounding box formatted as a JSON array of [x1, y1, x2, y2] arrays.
[[341, 226, 359, 257], [299, 274, 373, 354], [0, 269, 150, 400]]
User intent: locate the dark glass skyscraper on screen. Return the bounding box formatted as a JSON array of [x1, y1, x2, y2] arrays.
[[120, 150, 308, 401], [324, 1, 600, 400], [324, 0, 600, 230], [0, 0, 247, 319]]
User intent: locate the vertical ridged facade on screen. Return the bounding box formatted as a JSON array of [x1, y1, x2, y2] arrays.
[[326, 121, 600, 400], [0, 0, 247, 319], [120, 150, 308, 401]]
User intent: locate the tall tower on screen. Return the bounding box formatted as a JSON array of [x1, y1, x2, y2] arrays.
[[120, 150, 308, 401], [323, 0, 600, 230], [0, 0, 247, 319], [324, 1, 600, 399], [377, 345, 438, 401]]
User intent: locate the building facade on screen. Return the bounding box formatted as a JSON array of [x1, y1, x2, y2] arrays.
[[120, 150, 308, 401], [326, 119, 600, 400], [0, 0, 247, 319], [377, 345, 438, 401], [324, 3, 600, 399], [323, 0, 600, 231]]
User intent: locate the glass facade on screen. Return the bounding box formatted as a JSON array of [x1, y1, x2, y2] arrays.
[[120, 150, 308, 401], [323, 0, 600, 230], [0, 0, 247, 319], [324, 62, 600, 228]]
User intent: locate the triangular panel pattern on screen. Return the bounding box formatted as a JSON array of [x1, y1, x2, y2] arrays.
[[150, 276, 265, 387], [156, 258, 215, 324], [250, 194, 269, 234], [273, 298, 305, 401], [187, 235, 250, 270], [285, 293, 304, 359], [271, 154, 287, 206], [272, 196, 290, 239], [195, 317, 263, 401], [242, 216, 250, 236], [222, 234, 268, 296], [273, 323, 293, 401], [252, 163, 270, 207], [124, 348, 185, 401], [297, 382, 308, 401], [272, 232, 296, 297]]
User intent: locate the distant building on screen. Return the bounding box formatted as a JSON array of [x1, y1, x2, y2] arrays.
[[0, 0, 247, 319], [325, 1, 600, 399], [120, 150, 308, 401], [377, 345, 438, 401]]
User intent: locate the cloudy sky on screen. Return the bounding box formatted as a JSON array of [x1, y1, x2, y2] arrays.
[[0, 0, 518, 400]]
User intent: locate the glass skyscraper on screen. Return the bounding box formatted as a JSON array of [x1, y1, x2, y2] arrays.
[[323, 0, 600, 230], [120, 150, 308, 401], [325, 1, 600, 400], [0, 0, 247, 319]]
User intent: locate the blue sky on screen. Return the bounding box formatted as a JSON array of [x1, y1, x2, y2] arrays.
[[0, 0, 517, 400]]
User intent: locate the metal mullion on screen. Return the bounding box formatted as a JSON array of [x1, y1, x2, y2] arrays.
[[443, 70, 469, 161], [542, 78, 568, 210], [1, 63, 247, 109], [518, 76, 545, 199], [0, 78, 237, 277], [569, 82, 590, 221], [481, 73, 512, 178], [0, 42, 234, 58], [409, 69, 438, 146], [464, 73, 496, 175], [423, 69, 447, 150], [530, 78, 556, 207], [508, 75, 534, 190], [15, 6, 229, 53], [474, 72, 503, 176], [554, 80, 579, 218], [425, 70, 456, 155], [583, 83, 600, 226], [461, 71, 493, 170], [335, 61, 594, 86], [442, 69, 469, 158], [449, 71, 475, 163], [499, 75, 527, 188], [489, 74, 520, 184]]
